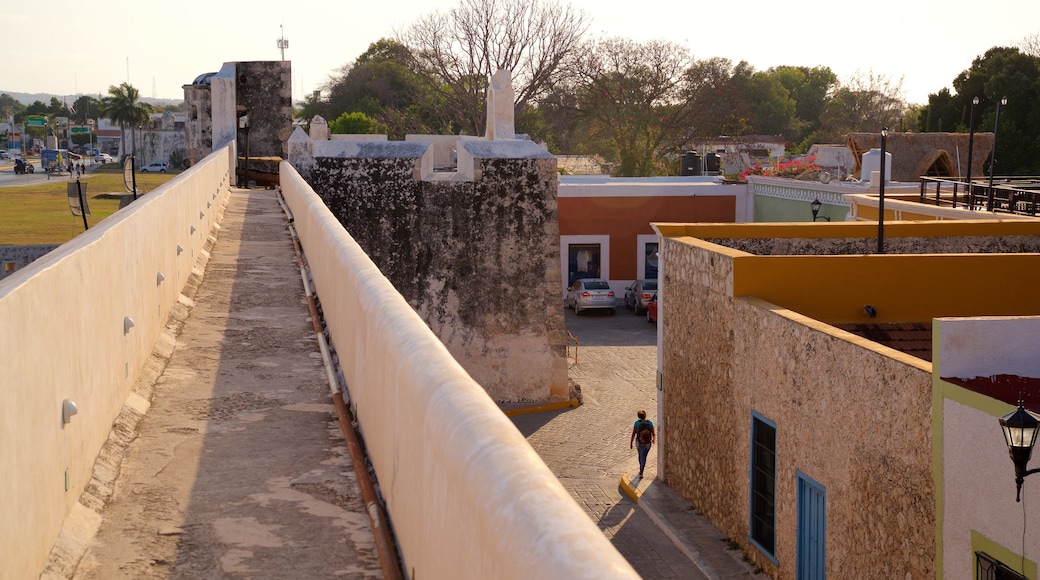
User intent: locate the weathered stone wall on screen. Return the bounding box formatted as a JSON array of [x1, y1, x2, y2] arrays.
[[309, 152, 567, 403], [0, 245, 60, 280], [662, 238, 935, 579], [706, 235, 1040, 255], [137, 130, 186, 168], [234, 61, 293, 161]]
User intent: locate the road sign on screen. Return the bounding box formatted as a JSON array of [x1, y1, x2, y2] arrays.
[[71, 127, 89, 134], [27, 116, 46, 127]]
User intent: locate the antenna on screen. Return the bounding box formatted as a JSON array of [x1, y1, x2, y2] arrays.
[[153, 76, 157, 98], [277, 24, 289, 61]]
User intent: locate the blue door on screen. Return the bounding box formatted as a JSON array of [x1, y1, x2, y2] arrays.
[[797, 473, 826, 580]]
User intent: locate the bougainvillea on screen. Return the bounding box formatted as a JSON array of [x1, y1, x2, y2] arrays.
[[739, 156, 821, 182]]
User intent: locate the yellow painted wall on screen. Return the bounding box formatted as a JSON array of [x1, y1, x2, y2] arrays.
[[654, 221, 1040, 324], [733, 253, 1040, 323]]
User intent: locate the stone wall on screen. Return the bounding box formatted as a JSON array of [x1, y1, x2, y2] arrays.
[[306, 145, 567, 403], [706, 235, 1040, 255], [0, 245, 60, 280], [661, 238, 935, 579]]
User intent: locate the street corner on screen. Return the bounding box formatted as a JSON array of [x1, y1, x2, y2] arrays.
[[619, 469, 645, 503]]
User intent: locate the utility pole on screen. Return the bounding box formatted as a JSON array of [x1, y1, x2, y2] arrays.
[[277, 25, 289, 61]]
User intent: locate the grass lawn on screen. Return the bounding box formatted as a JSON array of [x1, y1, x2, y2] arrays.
[[0, 164, 178, 245]]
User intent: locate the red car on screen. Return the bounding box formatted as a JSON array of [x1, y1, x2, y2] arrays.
[[646, 294, 658, 323]]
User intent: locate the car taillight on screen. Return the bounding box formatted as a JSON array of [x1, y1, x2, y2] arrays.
[[581, 291, 591, 297], [607, 291, 614, 297], [641, 293, 651, 300]]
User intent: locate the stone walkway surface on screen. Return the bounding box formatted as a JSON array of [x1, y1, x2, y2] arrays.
[[65, 188, 383, 578]]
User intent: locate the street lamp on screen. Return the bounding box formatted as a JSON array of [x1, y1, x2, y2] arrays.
[[810, 198, 830, 221], [999, 400, 1040, 502], [877, 127, 888, 254], [965, 96, 979, 210], [986, 96, 1008, 212]]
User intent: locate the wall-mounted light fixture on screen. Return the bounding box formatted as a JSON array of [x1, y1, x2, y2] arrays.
[[62, 399, 78, 424], [863, 305, 877, 318], [177, 244, 184, 255], [157, 272, 165, 285], [810, 198, 830, 222], [999, 400, 1040, 502], [123, 316, 135, 334]]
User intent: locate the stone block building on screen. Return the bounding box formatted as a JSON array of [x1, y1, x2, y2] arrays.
[[652, 220, 1040, 579]]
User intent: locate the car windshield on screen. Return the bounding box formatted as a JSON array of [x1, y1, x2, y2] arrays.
[[583, 280, 610, 290], [643, 280, 658, 290]]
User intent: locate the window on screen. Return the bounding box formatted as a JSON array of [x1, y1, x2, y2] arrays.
[[750, 413, 777, 558], [977, 551, 1027, 580]]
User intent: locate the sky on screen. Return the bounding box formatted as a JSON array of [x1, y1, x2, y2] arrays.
[[2, 0, 1038, 107]]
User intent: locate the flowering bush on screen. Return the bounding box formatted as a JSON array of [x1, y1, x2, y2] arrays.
[[739, 156, 820, 182]]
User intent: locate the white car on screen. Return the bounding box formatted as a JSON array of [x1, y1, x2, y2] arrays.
[[141, 162, 169, 173], [95, 153, 114, 163], [566, 278, 616, 315]]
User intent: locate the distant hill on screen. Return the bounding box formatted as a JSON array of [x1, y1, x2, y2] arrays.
[[1, 91, 183, 107]]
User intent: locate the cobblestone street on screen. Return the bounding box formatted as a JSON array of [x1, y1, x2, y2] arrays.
[[511, 308, 707, 579]]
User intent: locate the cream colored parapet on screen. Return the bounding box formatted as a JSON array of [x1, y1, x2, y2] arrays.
[[0, 145, 235, 578], [280, 162, 637, 579]]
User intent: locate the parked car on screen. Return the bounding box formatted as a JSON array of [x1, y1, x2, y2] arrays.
[[646, 293, 658, 323], [0, 150, 8, 159], [95, 153, 114, 163], [566, 278, 616, 315], [624, 279, 658, 314], [141, 161, 169, 173]]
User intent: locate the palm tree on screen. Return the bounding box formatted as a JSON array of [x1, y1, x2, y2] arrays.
[[100, 83, 152, 161]]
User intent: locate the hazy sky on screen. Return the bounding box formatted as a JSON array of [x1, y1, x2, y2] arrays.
[[3, 0, 1037, 106]]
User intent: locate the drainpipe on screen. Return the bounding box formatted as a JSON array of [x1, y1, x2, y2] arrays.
[[277, 192, 404, 580]]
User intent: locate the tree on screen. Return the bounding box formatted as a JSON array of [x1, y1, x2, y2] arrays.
[[70, 95, 102, 125], [949, 47, 1040, 174], [819, 70, 905, 141], [768, 65, 838, 151], [571, 37, 695, 176], [399, 0, 589, 135], [100, 83, 152, 160], [0, 94, 26, 122], [329, 111, 385, 134], [304, 39, 444, 138], [682, 57, 751, 139]]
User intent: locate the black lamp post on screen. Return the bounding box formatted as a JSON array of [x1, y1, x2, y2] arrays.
[[877, 127, 888, 254], [965, 96, 979, 210], [999, 401, 1040, 502], [986, 96, 1008, 212], [810, 198, 830, 221]]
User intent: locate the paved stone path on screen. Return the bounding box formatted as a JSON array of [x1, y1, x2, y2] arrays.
[[511, 309, 709, 579], [66, 189, 383, 579]]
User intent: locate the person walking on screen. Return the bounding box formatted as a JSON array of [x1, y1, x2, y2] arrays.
[[629, 410, 656, 478]]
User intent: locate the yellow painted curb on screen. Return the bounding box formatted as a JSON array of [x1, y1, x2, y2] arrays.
[[619, 470, 643, 503], [502, 399, 580, 417]]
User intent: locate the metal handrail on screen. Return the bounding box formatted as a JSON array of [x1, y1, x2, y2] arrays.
[[918, 176, 1040, 216]]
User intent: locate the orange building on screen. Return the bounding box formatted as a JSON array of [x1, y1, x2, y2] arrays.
[[557, 176, 742, 296]]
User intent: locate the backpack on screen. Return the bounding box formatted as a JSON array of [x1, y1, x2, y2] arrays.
[[637, 420, 653, 445]]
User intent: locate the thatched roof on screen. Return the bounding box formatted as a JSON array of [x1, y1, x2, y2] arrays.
[[846, 132, 995, 182]]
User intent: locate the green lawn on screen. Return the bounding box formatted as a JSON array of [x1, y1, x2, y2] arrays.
[[0, 164, 178, 245]]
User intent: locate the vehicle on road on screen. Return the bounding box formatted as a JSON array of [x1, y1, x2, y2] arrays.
[[646, 293, 658, 323], [566, 278, 616, 315], [14, 158, 34, 174], [0, 150, 8, 159], [141, 161, 168, 173], [624, 279, 657, 314], [95, 153, 114, 163], [40, 148, 69, 172]]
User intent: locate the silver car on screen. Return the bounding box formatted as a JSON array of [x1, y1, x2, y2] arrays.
[[624, 279, 658, 314], [567, 278, 616, 315]]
